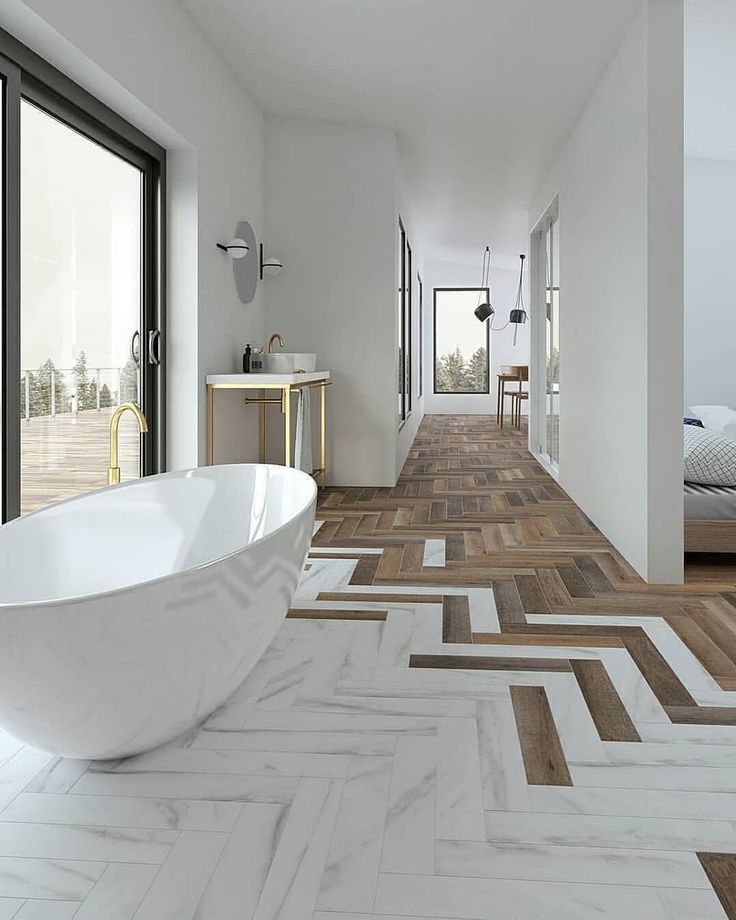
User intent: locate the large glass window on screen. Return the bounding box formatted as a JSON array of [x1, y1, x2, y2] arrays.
[[418, 274, 423, 398], [0, 37, 165, 521], [433, 288, 490, 394]]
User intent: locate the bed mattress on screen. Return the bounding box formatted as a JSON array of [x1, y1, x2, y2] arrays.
[[684, 481, 736, 520]]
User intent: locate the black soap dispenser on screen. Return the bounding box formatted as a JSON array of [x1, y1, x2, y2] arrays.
[[242, 344, 252, 373]]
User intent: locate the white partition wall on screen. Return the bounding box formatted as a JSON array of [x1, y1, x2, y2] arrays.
[[529, 0, 684, 584]]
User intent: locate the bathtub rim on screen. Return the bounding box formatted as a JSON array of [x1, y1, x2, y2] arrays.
[[0, 463, 317, 612]]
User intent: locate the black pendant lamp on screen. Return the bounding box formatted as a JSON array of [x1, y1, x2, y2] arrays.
[[509, 253, 528, 345], [474, 246, 495, 321]]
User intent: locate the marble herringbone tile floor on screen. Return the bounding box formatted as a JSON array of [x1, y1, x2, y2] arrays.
[[1, 415, 736, 918]]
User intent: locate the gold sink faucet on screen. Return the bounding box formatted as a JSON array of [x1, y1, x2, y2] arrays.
[[267, 332, 285, 353], [108, 403, 148, 485]]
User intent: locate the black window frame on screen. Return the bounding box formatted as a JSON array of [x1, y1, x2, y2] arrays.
[[0, 27, 166, 522], [433, 287, 491, 395], [417, 273, 423, 399]]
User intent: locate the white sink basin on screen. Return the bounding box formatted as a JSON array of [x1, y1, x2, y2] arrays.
[[262, 353, 317, 374]]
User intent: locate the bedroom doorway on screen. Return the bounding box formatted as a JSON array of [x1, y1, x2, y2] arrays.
[[531, 199, 560, 474]]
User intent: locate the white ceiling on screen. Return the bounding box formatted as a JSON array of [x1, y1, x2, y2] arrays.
[[685, 0, 736, 161], [181, 0, 641, 263]]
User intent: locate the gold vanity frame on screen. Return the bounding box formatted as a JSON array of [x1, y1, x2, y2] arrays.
[[206, 377, 330, 485]]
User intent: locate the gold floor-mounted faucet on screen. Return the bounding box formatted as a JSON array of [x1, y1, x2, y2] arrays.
[[267, 332, 285, 353], [108, 403, 149, 486]]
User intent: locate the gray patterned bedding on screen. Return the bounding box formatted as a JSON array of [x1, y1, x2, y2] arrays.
[[684, 481, 736, 521]]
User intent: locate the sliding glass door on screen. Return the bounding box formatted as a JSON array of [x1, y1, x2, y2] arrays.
[[0, 35, 165, 521]]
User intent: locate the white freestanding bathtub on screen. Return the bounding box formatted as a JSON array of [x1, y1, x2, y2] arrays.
[[0, 464, 316, 759]]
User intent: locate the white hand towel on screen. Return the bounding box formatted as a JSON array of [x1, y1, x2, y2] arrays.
[[294, 386, 313, 474]]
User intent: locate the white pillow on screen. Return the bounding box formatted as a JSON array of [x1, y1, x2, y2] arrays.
[[689, 404, 736, 433], [684, 425, 736, 486]]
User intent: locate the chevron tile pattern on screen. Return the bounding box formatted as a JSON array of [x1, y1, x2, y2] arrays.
[[0, 414, 735, 917]]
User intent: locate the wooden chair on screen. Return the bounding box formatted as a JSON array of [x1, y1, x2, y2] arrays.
[[511, 391, 529, 428], [496, 365, 528, 427]]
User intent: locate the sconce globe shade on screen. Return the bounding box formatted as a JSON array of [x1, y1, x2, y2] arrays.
[[509, 308, 528, 325], [474, 302, 495, 322], [262, 257, 284, 276], [225, 238, 249, 259]]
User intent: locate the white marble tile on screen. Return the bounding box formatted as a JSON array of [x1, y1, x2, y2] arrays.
[[0, 740, 23, 774], [0, 751, 53, 812], [600, 740, 736, 767], [639, 722, 736, 745], [467, 588, 500, 633], [294, 693, 476, 718], [13, 902, 79, 920], [380, 735, 436, 874], [0, 857, 103, 900], [484, 810, 736, 852], [194, 803, 286, 919], [436, 718, 485, 841], [253, 778, 343, 920], [228, 709, 437, 735], [193, 728, 397, 755], [544, 675, 608, 764], [1, 793, 241, 832], [423, 539, 446, 568], [296, 626, 356, 701], [23, 758, 91, 795], [255, 639, 321, 711], [309, 546, 382, 555], [101, 747, 350, 779], [133, 832, 228, 920], [375, 872, 670, 920], [642, 621, 721, 694], [529, 784, 736, 821], [73, 865, 158, 920], [376, 610, 417, 670], [435, 839, 710, 888], [658, 887, 729, 920], [71, 770, 299, 804], [205, 641, 312, 729], [317, 757, 393, 912], [294, 559, 355, 600], [341, 621, 383, 681], [0, 823, 176, 864], [0, 901, 22, 920], [571, 761, 736, 793], [476, 699, 531, 812]]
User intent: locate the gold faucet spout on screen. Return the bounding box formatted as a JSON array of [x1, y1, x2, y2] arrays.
[[267, 332, 285, 354], [108, 403, 148, 486]]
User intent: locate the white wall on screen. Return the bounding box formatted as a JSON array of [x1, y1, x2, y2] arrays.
[[423, 259, 530, 415], [529, 0, 684, 584], [264, 117, 400, 486], [684, 161, 736, 409], [0, 0, 266, 469]]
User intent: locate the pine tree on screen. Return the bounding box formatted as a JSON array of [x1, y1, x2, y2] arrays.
[[73, 351, 91, 410], [119, 357, 139, 405], [437, 347, 467, 392], [99, 383, 113, 408], [466, 347, 488, 392]]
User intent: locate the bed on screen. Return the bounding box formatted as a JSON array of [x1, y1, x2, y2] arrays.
[[684, 482, 736, 553], [684, 410, 736, 553]]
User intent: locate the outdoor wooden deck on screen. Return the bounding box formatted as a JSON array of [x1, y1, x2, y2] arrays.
[[20, 408, 141, 515]]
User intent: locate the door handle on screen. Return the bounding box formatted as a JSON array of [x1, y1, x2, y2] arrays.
[[148, 329, 162, 366], [130, 330, 141, 367]]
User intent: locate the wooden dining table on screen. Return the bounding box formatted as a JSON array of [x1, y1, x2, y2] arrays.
[[496, 365, 529, 427]]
